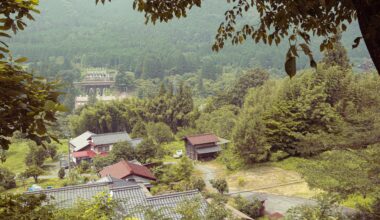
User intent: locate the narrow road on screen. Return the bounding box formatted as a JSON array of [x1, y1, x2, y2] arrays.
[[235, 191, 315, 214], [232, 191, 357, 216], [195, 163, 216, 191]]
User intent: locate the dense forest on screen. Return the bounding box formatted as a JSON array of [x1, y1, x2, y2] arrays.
[[6, 0, 374, 113], [9, 0, 372, 75]]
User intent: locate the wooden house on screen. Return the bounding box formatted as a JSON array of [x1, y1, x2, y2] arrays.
[[183, 133, 229, 160]]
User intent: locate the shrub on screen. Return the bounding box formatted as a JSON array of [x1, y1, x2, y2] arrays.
[[210, 178, 229, 194], [58, 168, 65, 179], [0, 167, 16, 190], [93, 155, 114, 172], [234, 195, 265, 218], [237, 177, 246, 187], [190, 176, 206, 191], [79, 160, 90, 173]]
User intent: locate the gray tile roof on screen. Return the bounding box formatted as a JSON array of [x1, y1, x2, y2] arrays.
[[26, 182, 208, 219], [25, 182, 110, 208], [71, 131, 143, 151], [70, 131, 94, 151], [91, 132, 132, 146], [112, 185, 148, 216], [145, 190, 208, 219]]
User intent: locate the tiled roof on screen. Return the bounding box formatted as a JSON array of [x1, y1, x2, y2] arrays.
[[112, 185, 148, 216], [26, 183, 208, 219], [70, 131, 94, 151], [146, 190, 208, 219], [99, 160, 156, 181], [112, 186, 208, 219], [71, 131, 143, 151], [91, 132, 132, 146], [184, 133, 219, 145], [72, 150, 97, 158], [25, 182, 110, 208]]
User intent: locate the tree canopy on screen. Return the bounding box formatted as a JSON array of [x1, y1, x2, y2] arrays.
[[0, 0, 64, 152]]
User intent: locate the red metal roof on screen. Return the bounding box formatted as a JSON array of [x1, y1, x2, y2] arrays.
[[72, 150, 97, 158], [99, 160, 156, 180], [184, 133, 219, 145]]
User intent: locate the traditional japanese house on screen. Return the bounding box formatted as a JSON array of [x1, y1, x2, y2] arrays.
[[183, 133, 229, 160], [69, 131, 142, 164]]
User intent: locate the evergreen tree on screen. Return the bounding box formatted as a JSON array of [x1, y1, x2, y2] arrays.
[[131, 120, 147, 138], [111, 141, 136, 161]]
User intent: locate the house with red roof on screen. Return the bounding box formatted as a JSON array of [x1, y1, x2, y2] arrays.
[[69, 131, 143, 164], [183, 133, 229, 160], [99, 159, 156, 185]]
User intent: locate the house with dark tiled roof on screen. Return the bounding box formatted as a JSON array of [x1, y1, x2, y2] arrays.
[[25, 182, 208, 219], [183, 133, 229, 160], [99, 160, 156, 186], [69, 131, 143, 164]]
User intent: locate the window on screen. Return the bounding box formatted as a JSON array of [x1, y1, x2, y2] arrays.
[[98, 146, 110, 152]]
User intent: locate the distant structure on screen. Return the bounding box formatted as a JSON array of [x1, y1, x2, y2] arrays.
[[74, 95, 127, 109], [74, 68, 116, 96], [73, 68, 128, 108], [183, 133, 229, 160]]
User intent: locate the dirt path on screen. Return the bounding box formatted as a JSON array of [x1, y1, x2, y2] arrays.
[[195, 163, 216, 191]]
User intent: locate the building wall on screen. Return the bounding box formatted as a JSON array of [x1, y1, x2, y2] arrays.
[[185, 140, 218, 160], [93, 144, 113, 153]]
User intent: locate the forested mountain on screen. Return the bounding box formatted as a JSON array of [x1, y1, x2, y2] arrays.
[[8, 0, 371, 76]]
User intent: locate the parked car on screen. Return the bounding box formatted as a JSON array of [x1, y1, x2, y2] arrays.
[[173, 150, 183, 158]]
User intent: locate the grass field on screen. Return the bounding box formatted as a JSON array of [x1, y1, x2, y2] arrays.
[[6, 178, 66, 194], [0, 139, 68, 174]]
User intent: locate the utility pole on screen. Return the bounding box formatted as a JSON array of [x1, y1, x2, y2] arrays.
[[68, 138, 71, 174]]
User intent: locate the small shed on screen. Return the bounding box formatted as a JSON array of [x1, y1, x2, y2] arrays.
[[183, 133, 229, 160]]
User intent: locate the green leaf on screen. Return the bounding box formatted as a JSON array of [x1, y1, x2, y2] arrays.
[[14, 57, 28, 63], [0, 32, 11, 38]]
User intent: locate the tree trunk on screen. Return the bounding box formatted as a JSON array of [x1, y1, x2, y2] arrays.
[[33, 176, 38, 183], [352, 0, 380, 73]]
